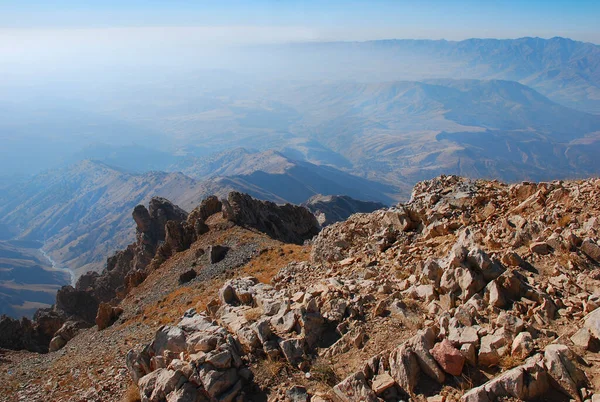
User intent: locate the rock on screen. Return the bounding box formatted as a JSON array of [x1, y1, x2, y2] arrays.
[[544, 344, 586, 402], [209, 245, 229, 264], [409, 328, 446, 384], [55, 285, 100, 324], [152, 326, 187, 355], [150, 369, 186, 401], [571, 328, 597, 350], [223, 192, 320, 244], [467, 247, 504, 281], [584, 307, 600, 340], [279, 338, 305, 366], [497, 312, 525, 334], [422, 259, 443, 287], [430, 339, 465, 376], [582, 239, 600, 262], [530, 241, 551, 255], [303, 194, 385, 227], [95, 302, 123, 330], [478, 335, 506, 367], [462, 354, 549, 401], [460, 343, 477, 366], [196, 367, 239, 398], [389, 343, 419, 392], [127, 348, 151, 384], [166, 382, 199, 402], [178, 269, 197, 284], [187, 195, 222, 236], [501, 252, 523, 267], [415, 284, 437, 302], [511, 332, 534, 359], [139, 369, 162, 401], [333, 371, 378, 402], [447, 325, 479, 347], [206, 350, 233, 369], [371, 372, 396, 395], [485, 281, 506, 308], [285, 385, 309, 402]]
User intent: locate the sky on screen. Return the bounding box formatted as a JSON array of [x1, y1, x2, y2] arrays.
[[1, 0, 599, 44]]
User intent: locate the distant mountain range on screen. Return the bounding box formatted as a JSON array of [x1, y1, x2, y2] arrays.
[[277, 36, 600, 114], [275, 78, 600, 184], [0, 152, 394, 278]]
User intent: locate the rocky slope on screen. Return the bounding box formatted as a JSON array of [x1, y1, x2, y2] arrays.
[[2, 176, 600, 401]]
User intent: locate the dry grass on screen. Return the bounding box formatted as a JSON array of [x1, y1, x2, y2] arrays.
[[253, 357, 288, 387], [498, 354, 523, 369], [558, 214, 572, 228], [239, 244, 310, 284], [122, 383, 141, 402], [311, 358, 340, 386], [243, 307, 263, 322], [395, 268, 410, 280]]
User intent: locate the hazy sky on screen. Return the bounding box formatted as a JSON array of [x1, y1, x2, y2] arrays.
[[1, 0, 599, 44]]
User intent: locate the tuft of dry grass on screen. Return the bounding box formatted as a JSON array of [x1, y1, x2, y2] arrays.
[[243, 307, 263, 322], [499, 354, 523, 369], [253, 357, 287, 386], [122, 383, 141, 402], [311, 358, 340, 386]]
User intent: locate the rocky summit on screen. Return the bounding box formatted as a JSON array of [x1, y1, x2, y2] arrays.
[[2, 176, 600, 402]]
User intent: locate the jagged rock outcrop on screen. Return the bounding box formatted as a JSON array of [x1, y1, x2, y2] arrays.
[[0, 309, 65, 353], [303, 194, 386, 227], [76, 197, 191, 305], [222, 192, 320, 244], [55, 285, 100, 323]]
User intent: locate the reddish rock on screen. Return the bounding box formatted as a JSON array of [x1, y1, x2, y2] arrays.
[[430, 339, 465, 376]]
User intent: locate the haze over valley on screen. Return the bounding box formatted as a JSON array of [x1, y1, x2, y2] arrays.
[[2, 34, 600, 317]]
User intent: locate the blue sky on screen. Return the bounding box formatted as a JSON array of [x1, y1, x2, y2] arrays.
[[1, 0, 599, 43]]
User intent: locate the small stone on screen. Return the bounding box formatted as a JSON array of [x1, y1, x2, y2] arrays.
[[478, 335, 506, 367], [460, 343, 476, 366], [582, 240, 600, 262], [430, 339, 465, 375], [285, 385, 309, 402], [178, 269, 197, 284], [208, 245, 229, 263], [571, 328, 596, 350], [511, 332, 534, 359], [333, 371, 378, 402], [530, 241, 551, 255], [371, 372, 396, 395]]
